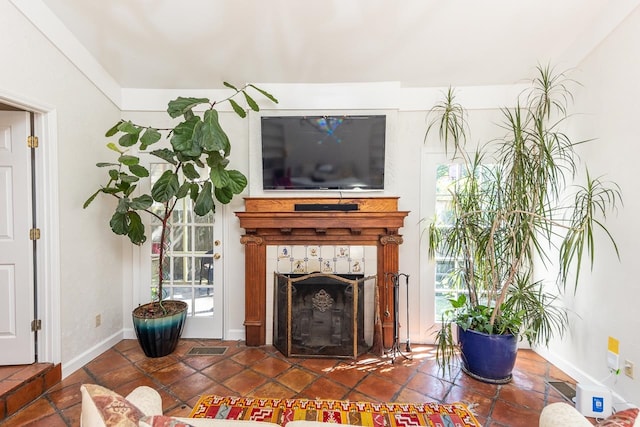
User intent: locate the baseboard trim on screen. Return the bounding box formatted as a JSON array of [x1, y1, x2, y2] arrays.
[[61, 330, 123, 379]]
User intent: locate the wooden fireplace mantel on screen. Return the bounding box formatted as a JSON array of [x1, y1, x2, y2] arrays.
[[236, 197, 409, 347]]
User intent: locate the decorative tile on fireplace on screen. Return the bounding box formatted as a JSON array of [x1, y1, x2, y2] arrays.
[[274, 245, 367, 275]]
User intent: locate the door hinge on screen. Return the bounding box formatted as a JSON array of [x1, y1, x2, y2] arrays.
[[29, 228, 41, 240], [31, 319, 41, 332], [27, 135, 39, 148]]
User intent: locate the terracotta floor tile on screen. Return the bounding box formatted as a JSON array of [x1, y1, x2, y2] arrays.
[[2, 397, 56, 425], [1, 338, 584, 426], [46, 382, 83, 410], [354, 374, 401, 402], [497, 387, 547, 413], [404, 371, 453, 401], [223, 368, 267, 395], [324, 363, 369, 388], [84, 349, 132, 375], [170, 372, 218, 402], [297, 376, 349, 400], [276, 367, 317, 392], [97, 364, 148, 390], [152, 361, 197, 386], [490, 399, 542, 427], [250, 380, 296, 398], [201, 358, 246, 381], [231, 348, 269, 366], [251, 356, 291, 377], [444, 385, 495, 418]]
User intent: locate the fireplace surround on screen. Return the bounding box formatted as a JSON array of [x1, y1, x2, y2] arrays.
[[236, 197, 409, 348]]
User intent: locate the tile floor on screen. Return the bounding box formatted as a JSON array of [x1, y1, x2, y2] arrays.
[[2, 339, 582, 426]]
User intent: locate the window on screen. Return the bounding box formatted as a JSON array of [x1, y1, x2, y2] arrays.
[[433, 163, 466, 320], [433, 162, 496, 320]]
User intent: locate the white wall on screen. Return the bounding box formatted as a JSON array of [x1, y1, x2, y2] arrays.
[[0, 2, 122, 368], [537, 7, 640, 407], [5, 1, 640, 408]]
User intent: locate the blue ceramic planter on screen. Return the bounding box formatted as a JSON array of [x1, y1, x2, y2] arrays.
[[132, 300, 188, 358], [457, 325, 518, 384]]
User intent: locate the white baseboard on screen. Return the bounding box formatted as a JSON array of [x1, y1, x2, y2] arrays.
[[226, 328, 246, 342], [534, 347, 634, 411], [61, 330, 124, 379]]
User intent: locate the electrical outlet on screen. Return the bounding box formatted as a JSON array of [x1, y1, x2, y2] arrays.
[[624, 360, 634, 379], [95, 314, 101, 327]]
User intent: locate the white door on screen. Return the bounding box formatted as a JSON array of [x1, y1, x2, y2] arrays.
[[140, 158, 224, 338], [0, 111, 35, 364]]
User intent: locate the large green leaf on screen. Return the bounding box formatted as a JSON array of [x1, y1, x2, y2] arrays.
[[116, 198, 130, 213], [128, 164, 149, 177], [118, 155, 139, 166], [167, 97, 209, 119], [109, 211, 129, 236], [171, 117, 200, 152], [108, 169, 119, 180], [199, 109, 229, 152], [106, 142, 122, 153], [182, 163, 200, 180], [194, 182, 214, 216], [119, 133, 139, 147], [83, 190, 100, 209], [140, 128, 161, 147], [243, 91, 259, 112], [249, 84, 278, 104], [129, 194, 153, 210], [105, 121, 123, 137], [214, 186, 233, 204], [176, 182, 191, 199], [226, 169, 248, 194], [119, 173, 139, 184], [151, 170, 179, 202], [228, 99, 246, 118], [209, 165, 230, 188], [150, 149, 177, 165], [126, 211, 146, 245]]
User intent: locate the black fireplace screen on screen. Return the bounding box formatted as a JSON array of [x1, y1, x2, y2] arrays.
[[273, 272, 376, 358]]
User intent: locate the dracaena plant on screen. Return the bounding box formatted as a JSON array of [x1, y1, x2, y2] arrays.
[[426, 65, 621, 370], [84, 83, 277, 304]]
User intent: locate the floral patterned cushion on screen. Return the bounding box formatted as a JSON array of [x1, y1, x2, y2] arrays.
[[597, 408, 640, 426], [81, 383, 145, 427], [139, 416, 196, 427]]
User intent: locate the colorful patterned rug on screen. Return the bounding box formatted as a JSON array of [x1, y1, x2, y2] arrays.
[[189, 395, 481, 427]]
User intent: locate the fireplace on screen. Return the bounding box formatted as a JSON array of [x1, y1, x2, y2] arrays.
[[236, 197, 409, 348], [273, 273, 375, 358]]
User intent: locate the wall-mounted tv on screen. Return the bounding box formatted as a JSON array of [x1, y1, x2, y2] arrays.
[[261, 115, 386, 190]]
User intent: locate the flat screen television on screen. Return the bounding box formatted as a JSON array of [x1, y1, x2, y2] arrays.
[[261, 115, 386, 190]]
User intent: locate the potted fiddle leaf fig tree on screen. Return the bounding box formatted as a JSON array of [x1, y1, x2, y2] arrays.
[[84, 83, 277, 357], [427, 65, 621, 383]]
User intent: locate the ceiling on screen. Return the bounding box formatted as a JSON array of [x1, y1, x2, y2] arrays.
[[28, 1, 640, 90]]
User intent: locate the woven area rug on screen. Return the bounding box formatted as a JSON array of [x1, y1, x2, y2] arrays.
[[189, 395, 481, 427]]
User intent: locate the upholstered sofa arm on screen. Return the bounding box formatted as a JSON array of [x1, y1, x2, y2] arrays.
[[539, 402, 593, 427]]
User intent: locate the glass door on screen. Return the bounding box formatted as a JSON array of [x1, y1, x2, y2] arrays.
[[142, 160, 224, 338]]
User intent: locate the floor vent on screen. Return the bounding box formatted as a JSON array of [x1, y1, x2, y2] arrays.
[[186, 346, 228, 356], [548, 381, 577, 402]]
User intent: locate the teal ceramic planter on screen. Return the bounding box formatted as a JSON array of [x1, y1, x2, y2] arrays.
[[132, 300, 188, 358]]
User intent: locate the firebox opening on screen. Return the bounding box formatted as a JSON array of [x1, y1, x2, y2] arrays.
[[273, 273, 374, 358]]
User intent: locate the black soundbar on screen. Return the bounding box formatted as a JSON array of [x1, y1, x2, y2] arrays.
[[294, 203, 359, 212]]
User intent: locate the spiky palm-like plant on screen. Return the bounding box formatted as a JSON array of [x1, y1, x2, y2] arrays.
[[427, 65, 621, 371]]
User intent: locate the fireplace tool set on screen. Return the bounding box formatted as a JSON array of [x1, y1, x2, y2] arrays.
[[384, 272, 412, 363]]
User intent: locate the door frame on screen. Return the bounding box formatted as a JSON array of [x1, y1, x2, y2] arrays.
[[0, 91, 61, 365]]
